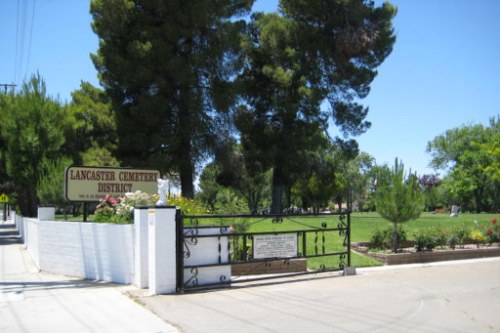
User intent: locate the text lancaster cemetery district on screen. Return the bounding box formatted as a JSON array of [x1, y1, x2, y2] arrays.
[[65, 167, 160, 202]]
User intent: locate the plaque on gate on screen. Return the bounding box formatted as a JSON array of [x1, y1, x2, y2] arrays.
[[253, 234, 297, 259]]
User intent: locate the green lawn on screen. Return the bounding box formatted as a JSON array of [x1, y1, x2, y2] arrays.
[[350, 212, 498, 242], [57, 211, 498, 269]]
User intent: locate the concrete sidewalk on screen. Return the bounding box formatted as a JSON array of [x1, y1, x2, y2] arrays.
[[0, 220, 177, 333]]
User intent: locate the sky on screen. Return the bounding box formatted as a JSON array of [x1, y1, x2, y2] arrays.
[[1, 0, 499, 177]]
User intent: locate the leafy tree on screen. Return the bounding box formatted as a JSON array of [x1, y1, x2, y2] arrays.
[[0, 94, 14, 195], [90, 0, 254, 198], [374, 158, 424, 252], [37, 156, 73, 207], [343, 151, 375, 212], [292, 143, 337, 213], [198, 141, 271, 214], [427, 118, 499, 212], [213, 187, 248, 214], [66, 82, 118, 165], [419, 174, 444, 211], [237, 1, 396, 213], [213, 140, 271, 214], [1, 74, 67, 216], [197, 162, 223, 213], [363, 163, 392, 211]]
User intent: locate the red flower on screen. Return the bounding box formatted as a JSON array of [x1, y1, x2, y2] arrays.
[[487, 228, 494, 235], [491, 218, 497, 225]]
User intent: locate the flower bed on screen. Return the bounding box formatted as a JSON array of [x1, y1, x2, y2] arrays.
[[93, 191, 207, 223], [358, 217, 500, 265], [357, 244, 500, 265]]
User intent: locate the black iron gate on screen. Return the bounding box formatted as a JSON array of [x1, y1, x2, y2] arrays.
[[175, 212, 350, 293]]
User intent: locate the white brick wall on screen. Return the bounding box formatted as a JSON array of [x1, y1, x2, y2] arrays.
[[25, 218, 40, 269], [24, 219, 134, 284]]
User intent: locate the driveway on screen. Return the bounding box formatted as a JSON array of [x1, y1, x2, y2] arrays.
[[137, 258, 500, 333]]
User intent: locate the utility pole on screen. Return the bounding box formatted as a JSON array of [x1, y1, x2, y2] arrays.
[[0, 84, 17, 93]]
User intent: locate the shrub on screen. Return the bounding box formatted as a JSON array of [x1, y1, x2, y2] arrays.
[[94, 195, 127, 223], [452, 224, 470, 249], [169, 195, 207, 216], [470, 230, 487, 247], [434, 228, 448, 248], [447, 234, 458, 250], [370, 226, 407, 251], [94, 191, 159, 223], [370, 229, 388, 250], [414, 229, 437, 252], [486, 217, 500, 244]]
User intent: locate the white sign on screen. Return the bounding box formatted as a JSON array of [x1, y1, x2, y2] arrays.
[[65, 166, 160, 202], [253, 234, 297, 259]]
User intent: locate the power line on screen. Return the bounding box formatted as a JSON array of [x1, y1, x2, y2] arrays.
[[25, 0, 36, 78], [14, 0, 29, 84], [0, 84, 17, 94]]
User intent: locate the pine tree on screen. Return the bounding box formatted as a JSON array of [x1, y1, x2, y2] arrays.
[[374, 159, 424, 252], [90, 0, 254, 198]]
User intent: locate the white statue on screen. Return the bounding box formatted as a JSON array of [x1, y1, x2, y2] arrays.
[[450, 205, 459, 218], [156, 179, 169, 206]]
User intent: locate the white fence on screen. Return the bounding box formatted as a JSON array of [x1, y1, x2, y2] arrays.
[[15, 213, 134, 284], [12, 206, 225, 294]]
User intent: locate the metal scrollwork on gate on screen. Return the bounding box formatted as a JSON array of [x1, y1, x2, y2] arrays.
[[322, 230, 326, 254], [183, 227, 199, 259], [185, 267, 199, 287], [314, 231, 319, 255], [337, 216, 349, 247], [339, 253, 346, 269], [338, 213, 347, 236]]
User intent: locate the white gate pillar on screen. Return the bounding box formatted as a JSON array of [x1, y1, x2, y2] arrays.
[[148, 206, 177, 295], [134, 207, 150, 288]]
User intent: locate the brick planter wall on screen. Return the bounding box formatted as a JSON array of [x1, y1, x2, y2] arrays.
[[366, 246, 500, 265], [231, 259, 307, 276]]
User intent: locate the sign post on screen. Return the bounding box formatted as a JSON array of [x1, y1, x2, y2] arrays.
[[0, 193, 9, 222]]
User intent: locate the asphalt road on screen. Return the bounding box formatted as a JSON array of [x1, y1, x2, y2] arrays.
[[2, 218, 500, 333], [137, 258, 500, 333]]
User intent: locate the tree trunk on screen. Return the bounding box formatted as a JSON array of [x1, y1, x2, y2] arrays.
[[391, 222, 399, 253], [179, 153, 194, 199], [271, 163, 284, 214], [178, 84, 195, 199], [17, 185, 38, 217], [491, 182, 499, 212]]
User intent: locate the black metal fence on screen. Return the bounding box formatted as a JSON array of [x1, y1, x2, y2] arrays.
[[176, 212, 350, 292]]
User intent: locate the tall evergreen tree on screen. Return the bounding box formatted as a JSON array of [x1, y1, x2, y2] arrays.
[[238, 1, 397, 213], [1, 74, 67, 216], [90, 0, 254, 198]]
